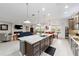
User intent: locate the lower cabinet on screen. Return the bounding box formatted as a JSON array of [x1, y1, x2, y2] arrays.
[[68, 37, 79, 56], [23, 36, 53, 56], [49, 36, 52, 45], [74, 45, 79, 56], [33, 42, 41, 56], [25, 41, 41, 56], [44, 38, 49, 50], [41, 39, 45, 53]]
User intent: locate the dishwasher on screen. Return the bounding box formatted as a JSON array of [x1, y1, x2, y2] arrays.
[[75, 45, 79, 56]]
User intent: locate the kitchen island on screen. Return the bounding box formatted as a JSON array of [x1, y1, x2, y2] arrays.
[[19, 34, 54, 56]]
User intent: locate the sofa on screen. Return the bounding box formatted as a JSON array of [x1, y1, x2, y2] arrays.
[[14, 32, 33, 37], [19, 32, 33, 37]]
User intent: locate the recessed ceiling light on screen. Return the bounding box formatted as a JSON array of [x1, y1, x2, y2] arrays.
[[42, 8, 45, 11], [65, 5, 69, 9], [24, 20, 31, 23], [48, 13, 51, 16]]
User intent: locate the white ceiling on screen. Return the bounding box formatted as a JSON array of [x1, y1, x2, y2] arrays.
[[0, 3, 79, 24]]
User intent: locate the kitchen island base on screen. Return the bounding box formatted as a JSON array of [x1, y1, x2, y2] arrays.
[[20, 34, 53, 56]]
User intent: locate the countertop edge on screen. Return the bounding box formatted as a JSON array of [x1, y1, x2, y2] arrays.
[[69, 35, 79, 46]]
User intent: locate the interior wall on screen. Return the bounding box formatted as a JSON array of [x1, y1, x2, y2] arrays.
[[54, 19, 65, 39], [33, 18, 66, 39], [59, 18, 69, 39], [59, 19, 65, 39], [49, 18, 65, 39], [0, 20, 27, 35]]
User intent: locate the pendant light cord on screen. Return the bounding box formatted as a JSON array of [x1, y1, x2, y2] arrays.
[[38, 10, 40, 24], [26, 3, 29, 19]]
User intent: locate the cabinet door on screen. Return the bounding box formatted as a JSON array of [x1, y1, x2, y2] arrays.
[[41, 39, 45, 52], [68, 18, 74, 30], [74, 15, 79, 24], [74, 44, 78, 56], [34, 51, 40, 56], [77, 46, 79, 56], [25, 42, 33, 56], [49, 36, 52, 45], [47, 38, 49, 46], [74, 15, 79, 30], [33, 42, 41, 56], [44, 38, 49, 50]]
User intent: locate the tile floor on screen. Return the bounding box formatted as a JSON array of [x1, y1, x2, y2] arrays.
[[0, 41, 20, 56], [0, 38, 74, 56], [52, 39, 73, 56]]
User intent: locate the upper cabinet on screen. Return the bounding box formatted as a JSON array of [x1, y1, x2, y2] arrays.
[[68, 18, 75, 30], [68, 12, 79, 30], [74, 13, 79, 30], [74, 15, 79, 24]]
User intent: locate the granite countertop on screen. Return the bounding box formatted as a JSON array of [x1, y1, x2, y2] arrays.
[[69, 35, 79, 45], [19, 34, 53, 44]]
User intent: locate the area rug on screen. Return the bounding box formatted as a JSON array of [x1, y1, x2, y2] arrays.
[[44, 46, 56, 56]]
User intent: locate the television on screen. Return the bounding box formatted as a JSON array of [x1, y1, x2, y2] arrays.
[[14, 25, 23, 29]]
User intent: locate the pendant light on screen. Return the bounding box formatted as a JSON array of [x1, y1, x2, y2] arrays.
[[37, 10, 41, 26], [24, 3, 31, 24], [24, 20, 31, 23]]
